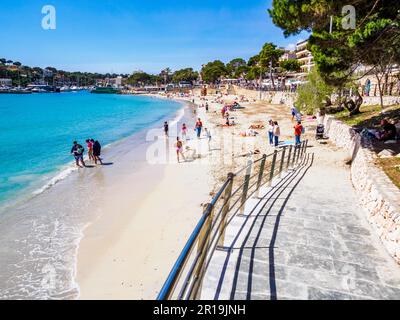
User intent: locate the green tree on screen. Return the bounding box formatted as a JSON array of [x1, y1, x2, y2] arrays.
[[159, 67, 172, 84], [258, 42, 284, 89], [269, 0, 400, 108], [127, 71, 154, 86], [296, 69, 334, 114], [226, 58, 248, 78], [172, 68, 198, 83], [201, 60, 227, 83], [280, 59, 301, 73]]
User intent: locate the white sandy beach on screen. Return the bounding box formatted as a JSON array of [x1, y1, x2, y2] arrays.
[[76, 91, 302, 300]]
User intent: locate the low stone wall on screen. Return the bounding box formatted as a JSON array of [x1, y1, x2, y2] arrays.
[[323, 116, 400, 263], [232, 86, 296, 105], [362, 96, 400, 106]]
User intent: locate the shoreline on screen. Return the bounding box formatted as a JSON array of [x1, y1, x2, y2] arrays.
[[76, 96, 215, 299]]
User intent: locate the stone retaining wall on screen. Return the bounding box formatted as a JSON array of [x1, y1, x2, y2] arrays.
[[323, 116, 400, 263]]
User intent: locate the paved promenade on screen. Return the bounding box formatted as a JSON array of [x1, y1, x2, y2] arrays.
[[201, 143, 400, 300]]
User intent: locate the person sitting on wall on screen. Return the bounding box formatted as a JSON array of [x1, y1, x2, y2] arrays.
[[377, 119, 397, 141]]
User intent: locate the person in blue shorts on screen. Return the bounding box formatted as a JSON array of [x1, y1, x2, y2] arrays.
[[71, 141, 86, 167]]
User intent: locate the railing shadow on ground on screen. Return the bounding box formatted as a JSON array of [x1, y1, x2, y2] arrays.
[[226, 153, 314, 300], [157, 140, 310, 300]]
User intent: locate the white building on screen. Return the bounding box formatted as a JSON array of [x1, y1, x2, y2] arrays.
[[296, 40, 314, 76]]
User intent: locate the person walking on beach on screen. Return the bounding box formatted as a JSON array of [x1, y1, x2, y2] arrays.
[[164, 121, 169, 137], [181, 123, 188, 142], [175, 137, 185, 163], [268, 119, 274, 146], [71, 141, 86, 168], [86, 139, 94, 161], [294, 121, 303, 146], [291, 106, 297, 121], [195, 118, 203, 138], [273, 121, 280, 147], [205, 103, 209, 113], [205, 128, 212, 151], [92, 139, 103, 165]]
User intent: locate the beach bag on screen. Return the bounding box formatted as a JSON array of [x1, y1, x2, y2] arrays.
[[301, 126, 305, 134]]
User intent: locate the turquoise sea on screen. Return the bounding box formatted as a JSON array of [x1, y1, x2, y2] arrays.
[[0, 91, 185, 299], [0, 92, 181, 209]]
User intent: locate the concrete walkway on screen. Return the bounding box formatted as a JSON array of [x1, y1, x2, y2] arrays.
[[201, 143, 400, 300]]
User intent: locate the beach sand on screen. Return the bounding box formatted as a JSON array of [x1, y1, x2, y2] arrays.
[[76, 102, 214, 299], [76, 91, 306, 300]]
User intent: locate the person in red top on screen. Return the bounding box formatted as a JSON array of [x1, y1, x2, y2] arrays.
[[195, 118, 203, 138], [294, 121, 303, 145]]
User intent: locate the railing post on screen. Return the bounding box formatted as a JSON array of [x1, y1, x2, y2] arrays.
[[302, 139, 308, 158], [291, 143, 297, 167], [269, 150, 278, 186], [286, 145, 292, 171], [296, 142, 301, 164], [239, 160, 252, 215], [191, 203, 214, 299], [255, 154, 267, 198], [279, 146, 286, 177], [218, 173, 234, 248]]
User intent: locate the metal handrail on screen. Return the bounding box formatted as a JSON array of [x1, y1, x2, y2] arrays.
[[157, 140, 308, 300]]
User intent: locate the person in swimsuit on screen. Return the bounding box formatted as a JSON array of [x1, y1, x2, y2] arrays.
[[86, 139, 94, 161], [164, 121, 169, 137], [181, 123, 188, 142], [71, 141, 86, 167], [175, 137, 185, 163]]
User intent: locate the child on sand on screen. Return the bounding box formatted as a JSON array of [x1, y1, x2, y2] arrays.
[[175, 137, 185, 163]]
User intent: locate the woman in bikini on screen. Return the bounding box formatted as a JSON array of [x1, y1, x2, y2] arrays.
[[175, 137, 185, 163], [181, 123, 187, 142]]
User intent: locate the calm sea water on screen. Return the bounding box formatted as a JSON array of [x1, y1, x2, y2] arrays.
[[0, 91, 184, 299], [0, 92, 180, 209]]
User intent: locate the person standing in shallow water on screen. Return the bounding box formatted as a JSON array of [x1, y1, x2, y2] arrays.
[[71, 141, 86, 167], [86, 139, 94, 161], [164, 121, 169, 137], [92, 139, 103, 165]]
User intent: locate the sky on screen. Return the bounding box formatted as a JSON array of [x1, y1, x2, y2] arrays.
[[0, 0, 308, 74]]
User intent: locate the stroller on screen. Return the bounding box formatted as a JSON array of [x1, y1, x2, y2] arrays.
[[316, 124, 325, 139]]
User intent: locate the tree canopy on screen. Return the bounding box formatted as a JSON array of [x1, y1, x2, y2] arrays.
[[172, 68, 199, 83], [201, 60, 228, 83], [269, 0, 400, 88], [280, 59, 301, 73]]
